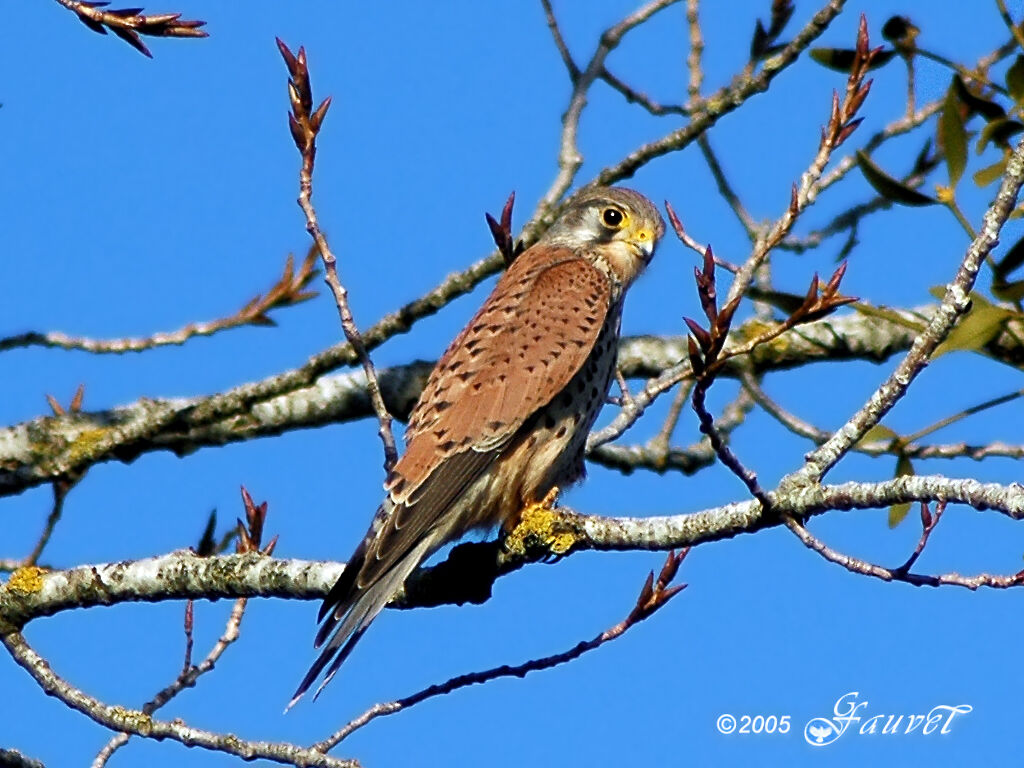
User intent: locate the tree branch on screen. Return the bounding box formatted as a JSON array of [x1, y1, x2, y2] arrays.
[[0, 304, 943, 498], [791, 135, 1024, 485], [0, 252, 318, 355], [4, 475, 1022, 630], [1, 631, 357, 768]]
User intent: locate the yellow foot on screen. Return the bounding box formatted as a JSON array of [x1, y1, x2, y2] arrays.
[[503, 487, 582, 557]]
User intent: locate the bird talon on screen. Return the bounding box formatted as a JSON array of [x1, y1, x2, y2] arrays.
[[503, 487, 582, 557]]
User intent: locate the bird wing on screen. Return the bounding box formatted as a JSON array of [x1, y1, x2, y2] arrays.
[[378, 246, 612, 555], [292, 248, 612, 703]]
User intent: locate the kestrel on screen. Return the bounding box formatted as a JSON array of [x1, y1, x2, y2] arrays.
[[290, 186, 664, 705]]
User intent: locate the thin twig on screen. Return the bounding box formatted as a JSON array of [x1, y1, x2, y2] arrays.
[[742, 373, 1024, 465], [725, 14, 876, 308], [22, 482, 72, 567], [784, 506, 1024, 589], [894, 501, 944, 574], [740, 371, 824, 443], [600, 67, 687, 116], [277, 40, 398, 472], [596, 0, 847, 186], [0, 252, 319, 355], [685, 0, 703, 106], [91, 598, 249, 767], [539, 0, 579, 81], [691, 376, 772, 510], [903, 388, 1024, 443], [53, 0, 206, 57], [697, 135, 757, 237], [539, 0, 682, 216], [996, 0, 1024, 52], [780, 149, 940, 253], [791, 135, 1024, 485], [613, 368, 635, 409], [645, 380, 693, 462], [1, 630, 357, 768], [313, 551, 688, 751]]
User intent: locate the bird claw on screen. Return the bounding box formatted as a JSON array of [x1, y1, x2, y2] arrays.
[[503, 487, 582, 558]]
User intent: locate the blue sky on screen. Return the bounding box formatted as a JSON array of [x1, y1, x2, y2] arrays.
[[2, 2, 1022, 766]]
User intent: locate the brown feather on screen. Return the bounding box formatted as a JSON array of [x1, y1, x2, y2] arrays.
[[291, 186, 665, 707], [393, 247, 611, 499], [289, 248, 612, 706], [353, 250, 611, 592]]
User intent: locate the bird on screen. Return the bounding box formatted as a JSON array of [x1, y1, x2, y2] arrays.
[[289, 185, 665, 706]]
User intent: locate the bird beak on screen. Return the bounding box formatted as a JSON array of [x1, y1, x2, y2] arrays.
[[633, 227, 656, 261]]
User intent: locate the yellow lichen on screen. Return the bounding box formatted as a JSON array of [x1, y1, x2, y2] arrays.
[[110, 706, 153, 735], [7, 566, 46, 594], [504, 489, 581, 556], [66, 428, 110, 464]]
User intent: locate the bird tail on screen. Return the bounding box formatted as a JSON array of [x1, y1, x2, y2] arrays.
[[286, 506, 435, 709]]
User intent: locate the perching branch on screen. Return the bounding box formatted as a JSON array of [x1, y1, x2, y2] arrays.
[[4, 474, 1023, 630]]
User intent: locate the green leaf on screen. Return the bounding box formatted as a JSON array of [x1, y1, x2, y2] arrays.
[[911, 137, 934, 176], [852, 302, 927, 332], [932, 293, 1015, 358], [973, 157, 1008, 187], [995, 231, 1024, 279], [856, 150, 937, 206], [1007, 54, 1024, 103], [976, 118, 1024, 153], [939, 81, 968, 185], [856, 424, 899, 448], [888, 455, 916, 528], [745, 287, 806, 315], [810, 47, 896, 73], [953, 75, 1006, 121], [993, 279, 1024, 302]]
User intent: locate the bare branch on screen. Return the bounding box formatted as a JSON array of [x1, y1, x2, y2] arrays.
[[92, 598, 249, 767], [600, 67, 688, 116], [685, 0, 703, 105], [791, 135, 1024, 485], [725, 14, 877, 308], [315, 550, 688, 751], [4, 476, 1022, 631], [539, 0, 579, 81], [1, 631, 357, 768], [538, 0, 682, 214], [597, 0, 847, 186], [0, 251, 319, 355], [784, 503, 1024, 589], [21, 481, 73, 567], [4, 304, 956, 499], [0, 748, 45, 768], [277, 40, 398, 472]]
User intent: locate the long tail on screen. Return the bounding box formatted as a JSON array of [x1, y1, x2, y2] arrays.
[[287, 512, 435, 709]]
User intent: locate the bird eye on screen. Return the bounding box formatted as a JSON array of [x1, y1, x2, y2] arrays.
[[602, 208, 624, 228]]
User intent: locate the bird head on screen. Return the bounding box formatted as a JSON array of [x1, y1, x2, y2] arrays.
[[541, 186, 666, 288]]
